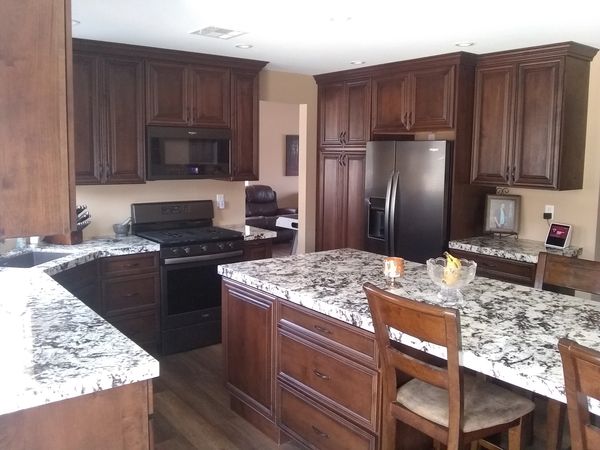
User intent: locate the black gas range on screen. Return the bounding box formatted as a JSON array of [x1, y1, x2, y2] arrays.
[[131, 200, 244, 354]]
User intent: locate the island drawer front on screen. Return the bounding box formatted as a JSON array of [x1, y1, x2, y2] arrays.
[[278, 329, 379, 431], [451, 249, 536, 286], [102, 273, 160, 316], [278, 301, 377, 366], [101, 253, 159, 277], [278, 383, 376, 450]]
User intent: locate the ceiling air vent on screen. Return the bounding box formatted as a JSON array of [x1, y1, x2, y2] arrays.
[[190, 26, 246, 40]]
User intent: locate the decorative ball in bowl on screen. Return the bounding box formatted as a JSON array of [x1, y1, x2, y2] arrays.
[[426, 253, 477, 305]]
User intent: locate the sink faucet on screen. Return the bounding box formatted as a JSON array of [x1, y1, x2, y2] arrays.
[[15, 237, 29, 250]]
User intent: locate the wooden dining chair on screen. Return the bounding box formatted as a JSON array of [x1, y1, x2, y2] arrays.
[[534, 252, 600, 450], [363, 282, 534, 450], [558, 338, 600, 450]]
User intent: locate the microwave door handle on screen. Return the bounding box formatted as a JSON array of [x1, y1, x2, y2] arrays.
[[384, 171, 394, 255]]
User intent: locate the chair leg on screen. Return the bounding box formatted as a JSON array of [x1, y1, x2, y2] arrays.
[[469, 441, 479, 450], [546, 399, 566, 450], [508, 416, 526, 450], [380, 410, 397, 450]]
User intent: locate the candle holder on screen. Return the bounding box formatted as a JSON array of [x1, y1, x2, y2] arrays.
[[383, 257, 405, 288]]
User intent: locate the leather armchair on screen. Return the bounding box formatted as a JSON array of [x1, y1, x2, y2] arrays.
[[245, 185, 297, 243]]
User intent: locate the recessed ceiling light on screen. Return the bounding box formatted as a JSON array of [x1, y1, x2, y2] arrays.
[[72, 19, 80, 26], [455, 41, 475, 47], [350, 60, 365, 65], [329, 16, 352, 22], [191, 26, 246, 40], [235, 44, 253, 49]]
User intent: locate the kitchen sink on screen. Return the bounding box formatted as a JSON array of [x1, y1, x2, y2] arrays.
[[0, 251, 71, 268]]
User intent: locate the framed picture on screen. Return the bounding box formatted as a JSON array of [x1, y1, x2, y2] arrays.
[[285, 134, 299, 176], [484, 194, 521, 234]]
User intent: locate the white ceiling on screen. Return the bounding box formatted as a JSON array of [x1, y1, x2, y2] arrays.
[[72, 0, 600, 75]]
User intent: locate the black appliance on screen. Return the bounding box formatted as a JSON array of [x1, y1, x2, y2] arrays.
[[131, 200, 243, 354], [365, 140, 452, 263], [146, 126, 232, 180]]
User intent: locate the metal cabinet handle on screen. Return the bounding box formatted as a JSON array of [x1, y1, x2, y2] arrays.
[[511, 166, 516, 182], [313, 369, 330, 380], [505, 166, 510, 183], [311, 426, 329, 439], [124, 292, 140, 298], [313, 324, 332, 335], [122, 263, 140, 268]]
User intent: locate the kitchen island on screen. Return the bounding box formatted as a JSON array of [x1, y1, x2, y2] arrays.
[[218, 248, 600, 448]]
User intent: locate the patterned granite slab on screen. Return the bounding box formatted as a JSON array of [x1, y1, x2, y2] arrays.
[[223, 224, 277, 241], [218, 248, 600, 413], [449, 236, 582, 263], [0, 236, 159, 416]]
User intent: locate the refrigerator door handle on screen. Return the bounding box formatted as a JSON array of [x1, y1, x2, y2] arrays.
[[389, 171, 399, 255], [383, 171, 395, 255]]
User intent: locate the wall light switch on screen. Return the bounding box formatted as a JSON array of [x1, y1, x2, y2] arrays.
[[216, 194, 225, 209]]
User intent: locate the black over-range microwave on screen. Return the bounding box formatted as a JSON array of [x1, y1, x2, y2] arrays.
[[146, 126, 232, 180]]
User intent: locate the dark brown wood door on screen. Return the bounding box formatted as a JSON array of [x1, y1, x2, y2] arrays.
[[190, 66, 230, 127], [317, 151, 344, 251], [104, 57, 145, 184], [319, 83, 345, 147], [146, 61, 189, 125], [345, 80, 371, 146], [471, 65, 515, 186], [231, 70, 259, 180], [343, 151, 366, 250], [371, 73, 410, 133], [72, 52, 102, 184], [513, 59, 561, 188], [409, 66, 455, 131]]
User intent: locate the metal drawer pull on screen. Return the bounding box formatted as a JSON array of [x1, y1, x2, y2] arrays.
[[311, 425, 329, 439], [122, 263, 140, 268], [313, 324, 332, 335], [313, 369, 330, 380], [124, 292, 140, 298]]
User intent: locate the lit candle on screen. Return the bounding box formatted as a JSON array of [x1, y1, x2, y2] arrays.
[[383, 257, 405, 279]]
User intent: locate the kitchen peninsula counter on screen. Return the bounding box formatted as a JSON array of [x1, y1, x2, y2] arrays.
[[218, 248, 600, 413]]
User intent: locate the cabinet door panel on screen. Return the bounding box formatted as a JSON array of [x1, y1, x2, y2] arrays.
[[410, 66, 455, 130], [231, 71, 258, 180], [319, 83, 345, 146], [104, 57, 145, 183], [72, 53, 102, 184], [317, 152, 344, 250], [471, 66, 514, 186], [513, 60, 560, 187], [344, 152, 366, 250], [345, 80, 371, 146], [146, 61, 188, 125], [190, 66, 230, 127], [371, 73, 409, 133]]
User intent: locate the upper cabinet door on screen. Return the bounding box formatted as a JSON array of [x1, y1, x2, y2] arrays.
[[319, 83, 346, 147], [409, 66, 455, 131], [230, 70, 259, 181], [146, 61, 189, 125], [471, 65, 515, 186], [189, 66, 230, 127], [345, 80, 371, 146], [371, 73, 410, 133], [512, 60, 561, 188]]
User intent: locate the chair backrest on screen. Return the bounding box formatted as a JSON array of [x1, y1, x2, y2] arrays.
[[534, 252, 600, 295], [245, 185, 278, 217], [363, 282, 464, 441], [558, 338, 600, 450]]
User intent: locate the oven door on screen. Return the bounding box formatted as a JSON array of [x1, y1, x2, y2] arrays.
[[160, 250, 243, 330]]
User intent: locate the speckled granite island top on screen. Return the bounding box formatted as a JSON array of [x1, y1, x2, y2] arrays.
[[218, 248, 600, 413], [0, 236, 160, 416], [449, 235, 582, 263]]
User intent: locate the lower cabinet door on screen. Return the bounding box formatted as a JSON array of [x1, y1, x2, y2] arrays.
[[278, 384, 376, 450]]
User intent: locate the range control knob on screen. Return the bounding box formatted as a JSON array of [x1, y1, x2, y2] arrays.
[[217, 243, 225, 250], [227, 241, 235, 249], [200, 245, 208, 252], [183, 247, 191, 255]]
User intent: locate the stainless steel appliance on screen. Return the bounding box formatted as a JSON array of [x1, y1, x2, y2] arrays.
[[131, 200, 243, 354], [365, 140, 452, 263], [146, 126, 231, 180]]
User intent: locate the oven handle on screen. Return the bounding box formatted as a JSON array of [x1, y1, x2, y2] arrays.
[[163, 250, 244, 265]]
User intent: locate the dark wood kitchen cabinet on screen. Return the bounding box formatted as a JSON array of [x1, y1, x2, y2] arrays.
[[52, 260, 100, 312], [471, 42, 598, 190], [146, 61, 230, 127], [0, 0, 74, 239], [318, 78, 371, 147], [73, 42, 145, 185], [230, 70, 260, 180], [244, 239, 273, 260], [450, 249, 536, 286], [316, 149, 366, 251]]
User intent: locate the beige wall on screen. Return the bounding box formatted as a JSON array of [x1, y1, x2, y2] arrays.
[[510, 57, 600, 259], [251, 101, 299, 209], [259, 71, 318, 253]]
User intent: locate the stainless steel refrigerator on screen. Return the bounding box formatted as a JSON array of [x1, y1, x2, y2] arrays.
[[365, 140, 452, 263]]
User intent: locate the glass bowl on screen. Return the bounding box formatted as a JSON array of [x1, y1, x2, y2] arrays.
[[426, 257, 477, 305]]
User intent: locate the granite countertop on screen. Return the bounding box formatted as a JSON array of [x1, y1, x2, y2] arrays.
[[449, 235, 582, 263], [218, 248, 600, 413], [224, 224, 277, 241], [0, 236, 160, 416]]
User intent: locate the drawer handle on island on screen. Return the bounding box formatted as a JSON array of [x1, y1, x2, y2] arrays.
[[313, 369, 330, 380], [313, 324, 332, 335], [124, 292, 140, 298], [311, 425, 329, 439]]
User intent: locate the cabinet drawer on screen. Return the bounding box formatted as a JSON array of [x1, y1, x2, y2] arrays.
[[451, 249, 535, 286], [278, 330, 379, 431], [101, 253, 158, 277], [102, 273, 159, 316], [279, 301, 376, 366], [279, 384, 376, 450], [111, 309, 159, 347]]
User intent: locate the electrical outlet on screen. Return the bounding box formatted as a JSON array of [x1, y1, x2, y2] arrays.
[[544, 204, 554, 220]]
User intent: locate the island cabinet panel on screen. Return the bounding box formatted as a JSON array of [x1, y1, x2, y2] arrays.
[[471, 42, 597, 190], [0, 380, 153, 450], [318, 78, 371, 147], [230, 70, 260, 180], [451, 249, 536, 286]]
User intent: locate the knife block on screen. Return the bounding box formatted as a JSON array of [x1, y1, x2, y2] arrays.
[[43, 230, 83, 245]]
